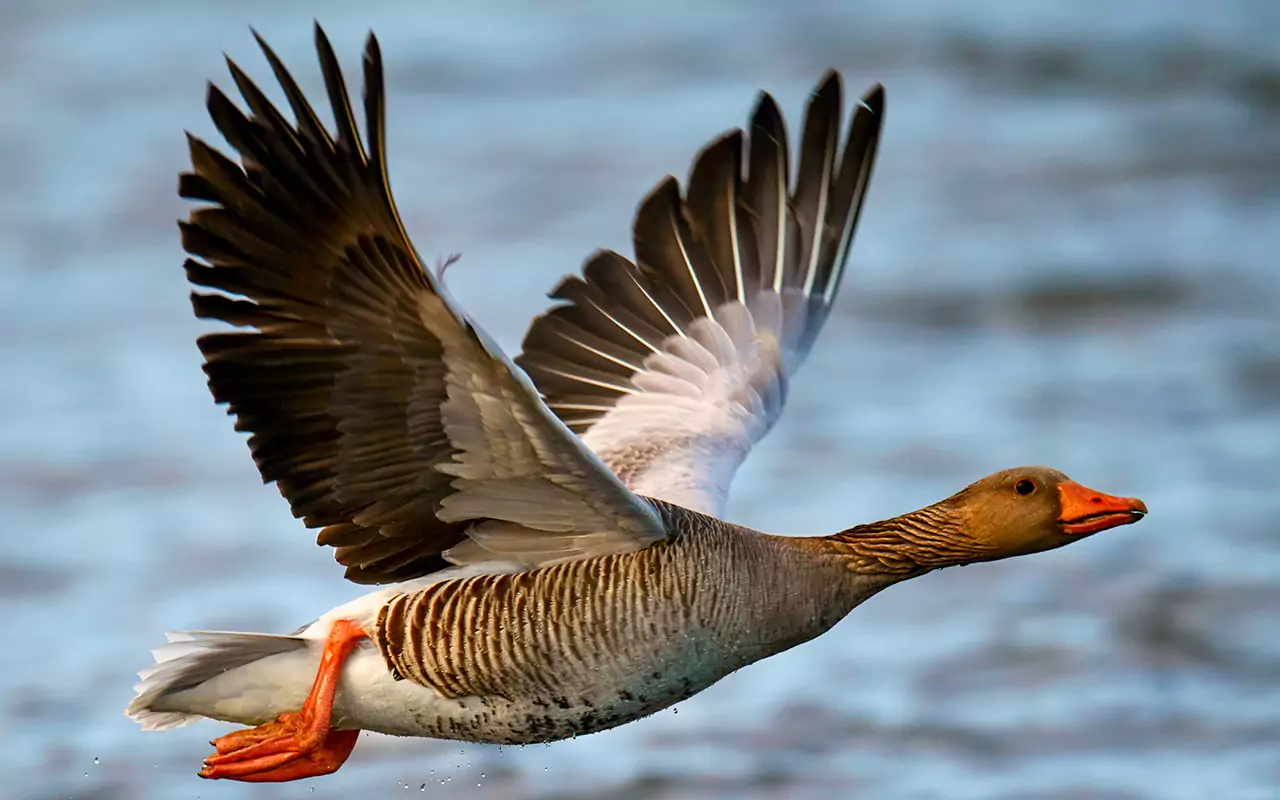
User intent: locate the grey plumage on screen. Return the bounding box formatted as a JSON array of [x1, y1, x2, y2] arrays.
[[368, 501, 893, 744]]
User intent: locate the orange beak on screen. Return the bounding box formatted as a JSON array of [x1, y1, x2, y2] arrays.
[[1057, 481, 1148, 535]]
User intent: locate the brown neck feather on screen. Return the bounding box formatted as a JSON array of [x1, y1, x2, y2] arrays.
[[820, 502, 990, 577]]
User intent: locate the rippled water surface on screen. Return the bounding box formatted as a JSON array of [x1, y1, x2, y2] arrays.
[[2, 1, 1278, 797]]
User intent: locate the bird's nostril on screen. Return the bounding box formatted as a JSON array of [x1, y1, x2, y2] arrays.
[[1091, 496, 1102, 504]]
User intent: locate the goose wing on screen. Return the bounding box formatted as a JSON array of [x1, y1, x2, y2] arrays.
[[517, 75, 884, 516], [182, 26, 666, 585]]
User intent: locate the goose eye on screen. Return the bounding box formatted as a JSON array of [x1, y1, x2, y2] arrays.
[[1015, 478, 1036, 496]]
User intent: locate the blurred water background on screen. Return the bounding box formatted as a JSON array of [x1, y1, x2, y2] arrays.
[[1, 0, 1278, 797]]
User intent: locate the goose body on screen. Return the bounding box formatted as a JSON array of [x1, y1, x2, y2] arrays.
[[127, 26, 1147, 781], [150, 508, 889, 745]]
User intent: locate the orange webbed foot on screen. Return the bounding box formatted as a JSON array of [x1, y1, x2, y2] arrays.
[[200, 726, 359, 781], [197, 619, 367, 782], [208, 714, 295, 755]]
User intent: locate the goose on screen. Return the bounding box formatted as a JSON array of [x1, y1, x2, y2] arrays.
[[126, 25, 1148, 782]]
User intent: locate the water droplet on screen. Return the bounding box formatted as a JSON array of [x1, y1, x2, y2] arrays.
[[673, 707, 678, 714], [93, 757, 100, 765], [419, 783, 426, 791], [480, 773, 486, 778]]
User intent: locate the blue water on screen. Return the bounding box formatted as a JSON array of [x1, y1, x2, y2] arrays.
[[2, 1, 1278, 797]]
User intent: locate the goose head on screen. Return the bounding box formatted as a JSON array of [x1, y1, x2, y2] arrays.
[[945, 466, 1147, 561]]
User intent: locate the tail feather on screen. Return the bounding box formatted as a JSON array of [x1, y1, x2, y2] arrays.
[[126, 630, 308, 731]]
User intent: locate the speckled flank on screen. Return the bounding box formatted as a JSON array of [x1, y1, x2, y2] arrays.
[[370, 501, 891, 744]]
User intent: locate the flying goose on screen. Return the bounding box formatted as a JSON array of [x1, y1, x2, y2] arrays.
[[126, 25, 1148, 782]]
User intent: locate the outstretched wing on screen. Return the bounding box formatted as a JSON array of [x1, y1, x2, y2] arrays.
[[517, 75, 884, 517], [182, 25, 665, 585]]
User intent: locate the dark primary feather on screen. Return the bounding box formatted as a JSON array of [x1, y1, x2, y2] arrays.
[[182, 25, 470, 584], [517, 73, 885, 436]]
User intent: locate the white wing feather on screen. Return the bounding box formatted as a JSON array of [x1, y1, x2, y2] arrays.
[[580, 300, 789, 516]]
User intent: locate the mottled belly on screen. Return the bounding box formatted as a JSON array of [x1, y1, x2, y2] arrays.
[[452, 667, 716, 744], [338, 632, 740, 744], [392, 666, 717, 745]]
